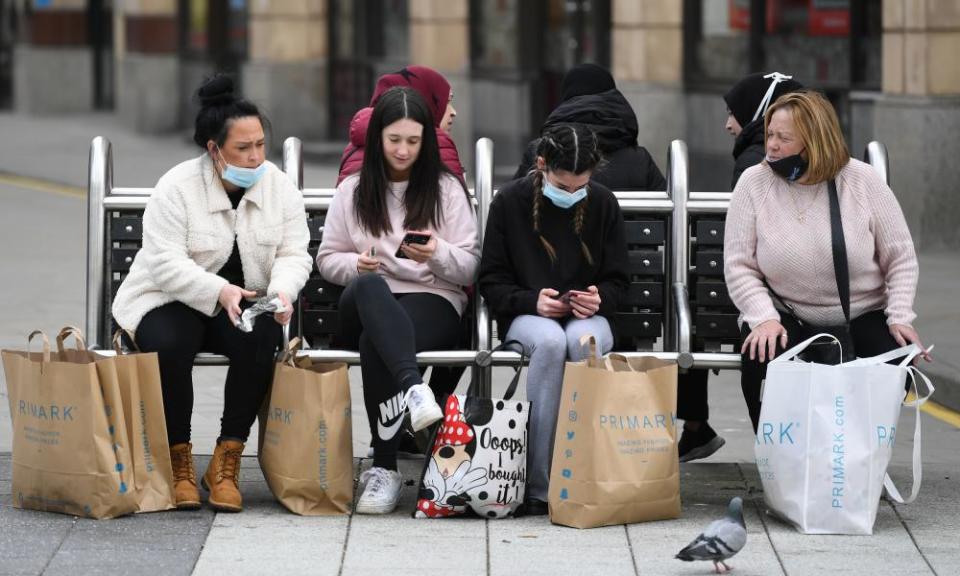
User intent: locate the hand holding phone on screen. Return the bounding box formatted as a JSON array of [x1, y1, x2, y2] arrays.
[[395, 231, 435, 261], [555, 289, 590, 304], [357, 246, 380, 273]]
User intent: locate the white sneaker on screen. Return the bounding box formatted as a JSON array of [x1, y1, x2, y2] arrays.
[[404, 383, 443, 432], [355, 466, 402, 515]]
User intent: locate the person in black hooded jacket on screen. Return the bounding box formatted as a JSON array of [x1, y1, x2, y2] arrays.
[[724, 72, 804, 189], [514, 64, 666, 191]]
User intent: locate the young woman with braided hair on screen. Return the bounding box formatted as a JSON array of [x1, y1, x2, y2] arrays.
[[479, 123, 629, 515]]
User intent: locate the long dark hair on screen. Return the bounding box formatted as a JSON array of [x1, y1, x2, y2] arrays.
[[354, 86, 462, 237], [532, 123, 603, 265], [192, 74, 270, 148]]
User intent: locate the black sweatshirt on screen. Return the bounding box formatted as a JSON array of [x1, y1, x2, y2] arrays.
[[479, 176, 629, 336]]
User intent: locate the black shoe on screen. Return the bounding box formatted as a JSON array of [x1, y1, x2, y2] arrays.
[[517, 498, 548, 517], [678, 422, 726, 463]]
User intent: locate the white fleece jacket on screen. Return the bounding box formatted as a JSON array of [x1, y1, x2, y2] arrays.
[[112, 155, 313, 332]]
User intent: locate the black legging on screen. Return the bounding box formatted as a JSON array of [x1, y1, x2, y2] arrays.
[[740, 309, 901, 433], [677, 369, 710, 422], [130, 301, 282, 445], [336, 273, 461, 470]]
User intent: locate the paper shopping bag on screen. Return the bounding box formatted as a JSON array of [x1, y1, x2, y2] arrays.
[[755, 335, 933, 534], [258, 339, 353, 515], [549, 345, 680, 528], [2, 327, 137, 519], [101, 330, 176, 512]]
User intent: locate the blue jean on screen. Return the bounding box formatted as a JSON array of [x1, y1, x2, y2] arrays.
[[504, 314, 613, 501]]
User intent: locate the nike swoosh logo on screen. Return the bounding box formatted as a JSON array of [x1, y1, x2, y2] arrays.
[[377, 415, 404, 441]]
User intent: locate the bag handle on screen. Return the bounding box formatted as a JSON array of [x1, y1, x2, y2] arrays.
[[473, 340, 528, 401], [111, 329, 141, 354], [55, 325, 87, 354], [605, 353, 637, 372], [28, 330, 51, 364], [278, 337, 302, 367], [882, 366, 935, 504], [844, 343, 933, 368], [770, 332, 843, 364]]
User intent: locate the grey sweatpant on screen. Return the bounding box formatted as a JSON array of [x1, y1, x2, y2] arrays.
[[504, 314, 613, 501]]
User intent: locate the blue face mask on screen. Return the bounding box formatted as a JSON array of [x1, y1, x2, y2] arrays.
[[216, 147, 267, 189], [543, 179, 588, 209]]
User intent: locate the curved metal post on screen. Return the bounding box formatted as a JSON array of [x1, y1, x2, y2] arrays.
[[86, 136, 112, 349], [667, 139, 693, 367], [282, 137, 304, 190], [864, 141, 890, 185], [473, 138, 494, 397]]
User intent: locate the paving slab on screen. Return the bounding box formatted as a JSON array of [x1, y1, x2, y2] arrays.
[[340, 459, 486, 576]]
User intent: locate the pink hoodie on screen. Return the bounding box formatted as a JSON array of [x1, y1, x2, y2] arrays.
[[337, 66, 465, 184]]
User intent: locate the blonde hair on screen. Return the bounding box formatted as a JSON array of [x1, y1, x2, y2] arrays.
[[764, 90, 849, 183]]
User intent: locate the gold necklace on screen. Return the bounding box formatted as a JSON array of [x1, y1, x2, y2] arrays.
[[790, 185, 823, 223]]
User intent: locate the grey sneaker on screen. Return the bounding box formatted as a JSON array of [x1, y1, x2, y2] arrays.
[[404, 383, 443, 432], [355, 467, 402, 515]]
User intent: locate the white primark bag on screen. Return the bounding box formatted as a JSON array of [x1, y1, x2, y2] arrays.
[[755, 334, 933, 535]]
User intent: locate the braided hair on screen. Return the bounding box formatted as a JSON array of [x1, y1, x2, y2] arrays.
[[532, 124, 603, 265]]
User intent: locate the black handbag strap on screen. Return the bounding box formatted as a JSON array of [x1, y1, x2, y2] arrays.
[[827, 179, 851, 324], [764, 180, 850, 326], [469, 339, 528, 400]]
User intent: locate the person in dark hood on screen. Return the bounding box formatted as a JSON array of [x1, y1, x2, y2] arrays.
[[724, 72, 804, 189], [338, 65, 463, 184], [513, 64, 666, 191]]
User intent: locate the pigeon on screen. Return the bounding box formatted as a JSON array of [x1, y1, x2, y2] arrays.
[[675, 497, 747, 574]]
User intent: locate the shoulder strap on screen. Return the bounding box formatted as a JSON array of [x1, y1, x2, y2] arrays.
[[828, 179, 851, 324]]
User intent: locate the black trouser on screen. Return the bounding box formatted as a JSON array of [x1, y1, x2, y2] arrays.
[[131, 301, 282, 445], [336, 274, 461, 470], [740, 309, 900, 433], [677, 369, 710, 422]]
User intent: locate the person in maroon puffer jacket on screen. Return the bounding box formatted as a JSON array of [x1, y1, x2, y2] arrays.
[[338, 65, 464, 184]]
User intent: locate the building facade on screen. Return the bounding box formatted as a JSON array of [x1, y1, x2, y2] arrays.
[[4, 0, 958, 247]]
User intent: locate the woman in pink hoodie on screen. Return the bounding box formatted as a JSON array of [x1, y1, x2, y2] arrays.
[[318, 87, 480, 515], [338, 65, 463, 183]]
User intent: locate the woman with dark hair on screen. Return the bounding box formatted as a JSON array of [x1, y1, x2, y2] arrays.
[[480, 123, 629, 515], [112, 74, 312, 513], [317, 86, 480, 515]]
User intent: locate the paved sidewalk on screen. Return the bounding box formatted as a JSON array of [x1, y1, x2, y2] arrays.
[[1, 455, 957, 576], [0, 110, 958, 576]]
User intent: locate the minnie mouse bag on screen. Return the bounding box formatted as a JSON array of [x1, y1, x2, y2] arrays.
[[413, 341, 529, 519]]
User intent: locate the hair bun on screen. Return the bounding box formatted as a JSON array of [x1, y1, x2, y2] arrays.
[[198, 74, 236, 107]]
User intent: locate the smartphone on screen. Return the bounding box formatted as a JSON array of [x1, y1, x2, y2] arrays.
[[395, 232, 432, 258], [555, 289, 589, 304]]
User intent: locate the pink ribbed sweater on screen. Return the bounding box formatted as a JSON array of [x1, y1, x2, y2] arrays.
[[723, 158, 918, 329]]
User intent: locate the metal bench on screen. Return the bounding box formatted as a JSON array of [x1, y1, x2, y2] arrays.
[[85, 136, 490, 377], [86, 134, 892, 397]]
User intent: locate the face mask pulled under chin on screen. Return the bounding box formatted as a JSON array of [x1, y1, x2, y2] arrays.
[[215, 147, 266, 189], [766, 153, 808, 182]]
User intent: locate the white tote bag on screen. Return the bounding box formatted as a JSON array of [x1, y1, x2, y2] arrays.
[[755, 334, 933, 535]]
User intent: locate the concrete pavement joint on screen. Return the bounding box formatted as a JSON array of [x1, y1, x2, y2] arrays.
[[623, 524, 640, 576], [336, 457, 363, 576], [38, 517, 76, 576], [736, 463, 790, 576], [889, 501, 939, 576], [485, 517, 491, 576]]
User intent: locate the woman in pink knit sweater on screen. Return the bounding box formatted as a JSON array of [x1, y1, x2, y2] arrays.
[[724, 91, 931, 432]]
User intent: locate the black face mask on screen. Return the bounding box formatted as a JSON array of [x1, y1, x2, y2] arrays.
[[767, 153, 808, 182]]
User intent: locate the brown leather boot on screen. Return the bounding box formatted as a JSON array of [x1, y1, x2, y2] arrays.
[[169, 442, 201, 510], [201, 439, 244, 512]]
